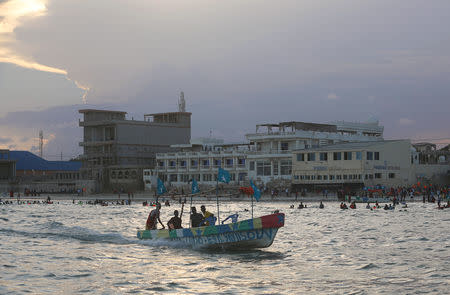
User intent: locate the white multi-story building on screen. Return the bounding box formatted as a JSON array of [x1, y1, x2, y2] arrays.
[[152, 120, 384, 188], [291, 140, 450, 191]]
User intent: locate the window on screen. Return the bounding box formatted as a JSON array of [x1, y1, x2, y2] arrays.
[[319, 152, 328, 161], [281, 142, 289, 151], [344, 152, 352, 160], [230, 173, 236, 181], [356, 151, 362, 160], [317, 175, 322, 180], [158, 161, 165, 167], [256, 161, 271, 176], [249, 161, 255, 171], [181, 174, 190, 182], [307, 153, 316, 161], [180, 160, 186, 167], [375, 173, 382, 179], [329, 175, 335, 180], [169, 174, 177, 182], [343, 174, 348, 180], [369, 174, 373, 179], [296, 153, 305, 161], [238, 158, 245, 166], [214, 159, 221, 167], [323, 175, 328, 180], [191, 160, 198, 167], [280, 160, 292, 175], [367, 152, 373, 160], [225, 159, 233, 167], [203, 174, 212, 181], [273, 161, 279, 176], [337, 175, 342, 180], [169, 160, 176, 167], [333, 152, 341, 160], [358, 174, 362, 179], [202, 159, 209, 167], [389, 173, 395, 179], [375, 152, 380, 160], [365, 174, 368, 179]]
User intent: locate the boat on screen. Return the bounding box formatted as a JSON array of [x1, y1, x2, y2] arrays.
[[137, 212, 285, 250]]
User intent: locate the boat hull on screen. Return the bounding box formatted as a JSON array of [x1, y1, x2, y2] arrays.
[[137, 213, 284, 249]]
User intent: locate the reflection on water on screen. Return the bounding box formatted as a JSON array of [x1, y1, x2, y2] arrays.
[[0, 200, 449, 294]]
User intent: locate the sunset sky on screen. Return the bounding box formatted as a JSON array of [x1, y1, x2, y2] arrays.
[[1, 0, 449, 160]]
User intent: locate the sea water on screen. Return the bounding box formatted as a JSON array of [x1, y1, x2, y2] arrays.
[[0, 200, 449, 294]]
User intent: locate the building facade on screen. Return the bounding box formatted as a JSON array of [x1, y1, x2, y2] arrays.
[[79, 109, 191, 191], [0, 150, 93, 194], [291, 140, 450, 191], [153, 120, 384, 188]]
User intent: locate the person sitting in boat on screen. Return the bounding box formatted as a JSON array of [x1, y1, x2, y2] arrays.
[[200, 205, 214, 225], [375, 201, 380, 208], [165, 200, 170, 207], [384, 204, 389, 210], [349, 202, 356, 209], [167, 203, 184, 230], [146, 203, 165, 230], [366, 202, 371, 209], [190, 206, 204, 228], [290, 204, 294, 209], [298, 202, 304, 209], [340, 203, 348, 209], [319, 201, 324, 209]]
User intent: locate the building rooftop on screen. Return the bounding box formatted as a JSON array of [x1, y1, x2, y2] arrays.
[[293, 140, 409, 152], [9, 151, 82, 171], [79, 109, 127, 114]]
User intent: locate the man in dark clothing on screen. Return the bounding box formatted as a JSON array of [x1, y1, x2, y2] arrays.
[[167, 203, 184, 229], [190, 206, 204, 228]]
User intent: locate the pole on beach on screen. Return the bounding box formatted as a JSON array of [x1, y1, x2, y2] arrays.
[[189, 194, 193, 228], [216, 178, 220, 224], [251, 192, 254, 219]]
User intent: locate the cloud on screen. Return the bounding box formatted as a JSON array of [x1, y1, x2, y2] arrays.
[[0, 136, 12, 143], [327, 93, 339, 100], [398, 118, 414, 126]]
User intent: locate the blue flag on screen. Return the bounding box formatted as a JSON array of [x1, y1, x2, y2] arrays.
[[250, 180, 261, 201], [217, 167, 230, 183], [157, 178, 167, 195], [192, 178, 200, 194]]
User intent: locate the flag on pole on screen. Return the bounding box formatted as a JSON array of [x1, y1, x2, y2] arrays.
[[217, 167, 230, 183], [157, 178, 167, 195], [250, 180, 261, 201], [192, 178, 200, 194]]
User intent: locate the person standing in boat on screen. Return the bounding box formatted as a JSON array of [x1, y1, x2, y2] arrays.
[[146, 203, 165, 230]]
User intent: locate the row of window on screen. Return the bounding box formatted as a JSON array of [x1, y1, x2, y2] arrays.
[[110, 170, 138, 179], [160, 172, 248, 182], [296, 151, 380, 162], [248, 160, 292, 176], [294, 173, 396, 181], [159, 158, 246, 168]]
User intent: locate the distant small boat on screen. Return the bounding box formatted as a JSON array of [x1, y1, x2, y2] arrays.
[[137, 212, 285, 250]]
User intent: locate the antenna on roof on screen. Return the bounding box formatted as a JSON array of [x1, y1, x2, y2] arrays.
[[39, 130, 43, 158]]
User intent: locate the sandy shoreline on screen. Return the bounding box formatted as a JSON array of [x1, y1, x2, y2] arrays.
[[1, 192, 432, 203]]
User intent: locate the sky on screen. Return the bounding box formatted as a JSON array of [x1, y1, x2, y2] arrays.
[[0, 0, 449, 160]]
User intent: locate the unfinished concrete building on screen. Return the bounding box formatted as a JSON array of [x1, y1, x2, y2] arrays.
[[79, 109, 191, 191]]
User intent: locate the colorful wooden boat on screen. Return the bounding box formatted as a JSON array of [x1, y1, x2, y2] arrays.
[[137, 212, 285, 249]]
